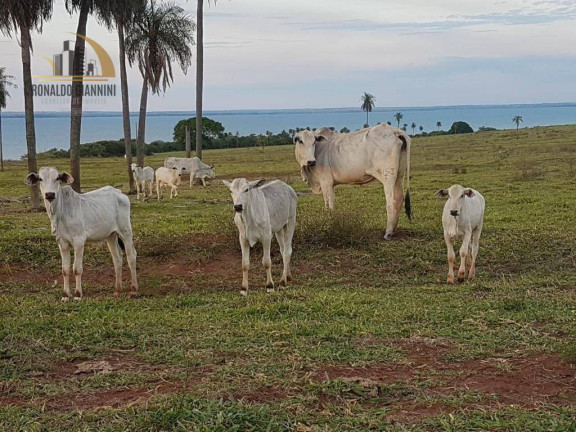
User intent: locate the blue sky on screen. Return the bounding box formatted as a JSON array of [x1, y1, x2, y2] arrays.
[[1, 0, 575, 111]]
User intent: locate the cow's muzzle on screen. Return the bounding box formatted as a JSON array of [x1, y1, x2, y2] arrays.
[[45, 192, 56, 202], [450, 210, 459, 217], [307, 160, 316, 167], [234, 204, 243, 212]]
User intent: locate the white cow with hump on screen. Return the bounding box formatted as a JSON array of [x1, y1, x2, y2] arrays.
[[25, 167, 138, 300], [164, 157, 216, 187], [131, 163, 155, 200], [436, 185, 485, 283], [223, 178, 297, 296], [294, 123, 411, 239]]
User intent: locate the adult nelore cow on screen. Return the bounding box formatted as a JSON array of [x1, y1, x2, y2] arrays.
[[164, 157, 216, 188], [294, 123, 411, 239], [25, 167, 138, 301]]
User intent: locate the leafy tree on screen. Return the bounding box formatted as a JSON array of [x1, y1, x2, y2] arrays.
[[411, 122, 416, 135], [513, 115, 523, 131], [360, 92, 375, 126], [126, 0, 195, 165], [402, 123, 408, 132], [0, 0, 53, 208], [0, 67, 17, 172], [173, 117, 224, 150], [340, 127, 350, 133], [448, 121, 473, 134], [394, 112, 403, 128], [436, 121, 442, 131], [419, 125, 424, 133]]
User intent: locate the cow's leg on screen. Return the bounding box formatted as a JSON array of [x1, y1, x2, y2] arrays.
[[445, 233, 455, 284], [190, 175, 194, 189], [275, 230, 287, 288], [58, 241, 72, 301], [468, 226, 482, 281], [157, 181, 161, 201], [148, 181, 154, 197], [279, 222, 295, 286], [201, 178, 207, 187], [262, 236, 274, 293], [106, 233, 123, 296], [239, 235, 250, 296], [380, 175, 399, 240], [321, 183, 335, 210], [458, 232, 472, 283], [72, 239, 86, 300], [120, 231, 138, 296]]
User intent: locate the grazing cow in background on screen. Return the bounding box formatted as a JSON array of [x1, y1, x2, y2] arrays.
[[294, 123, 412, 239], [25, 167, 138, 301], [131, 163, 155, 200], [155, 167, 182, 200], [436, 185, 485, 283], [164, 157, 216, 188], [223, 178, 297, 296]]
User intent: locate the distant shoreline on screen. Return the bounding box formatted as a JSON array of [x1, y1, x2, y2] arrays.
[[3, 102, 576, 118]]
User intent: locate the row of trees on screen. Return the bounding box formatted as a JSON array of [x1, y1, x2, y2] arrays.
[[0, 0, 212, 209]]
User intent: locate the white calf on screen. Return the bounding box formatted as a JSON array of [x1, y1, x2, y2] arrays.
[[156, 167, 181, 200], [25, 167, 138, 300], [223, 178, 297, 296], [131, 163, 155, 199], [436, 185, 485, 283]]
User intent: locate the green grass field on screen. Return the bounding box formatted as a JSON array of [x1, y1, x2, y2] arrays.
[[1, 126, 576, 431]]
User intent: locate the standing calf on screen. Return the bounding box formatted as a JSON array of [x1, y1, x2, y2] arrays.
[[223, 178, 297, 296], [436, 185, 485, 283], [131, 163, 155, 200], [25, 167, 138, 300], [155, 167, 181, 200]]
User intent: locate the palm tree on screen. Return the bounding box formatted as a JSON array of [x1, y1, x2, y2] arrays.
[[394, 112, 403, 128], [411, 122, 416, 135], [126, 0, 195, 166], [360, 92, 375, 126], [436, 121, 442, 131], [106, 0, 146, 193], [0, 0, 53, 209], [66, 0, 115, 192], [0, 67, 17, 172], [419, 125, 424, 134], [513, 115, 523, 131]]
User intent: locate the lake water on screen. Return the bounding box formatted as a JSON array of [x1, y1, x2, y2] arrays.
[[2, 103, 575, 160]]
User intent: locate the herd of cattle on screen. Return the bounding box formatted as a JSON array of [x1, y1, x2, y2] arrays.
[[24, 123, 485, 300]]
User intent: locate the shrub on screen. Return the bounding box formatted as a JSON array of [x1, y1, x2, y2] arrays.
[[448, 121, 474, 134]]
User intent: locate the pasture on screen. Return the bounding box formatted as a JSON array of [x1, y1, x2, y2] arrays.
[[1, 125, 575, 431]]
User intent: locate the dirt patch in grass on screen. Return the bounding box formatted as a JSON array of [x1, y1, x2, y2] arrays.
[[229, 385, 288, 403]]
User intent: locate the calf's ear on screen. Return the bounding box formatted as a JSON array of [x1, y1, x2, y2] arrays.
[[464, 189, 475, 198], [249, 179, 266, 189], [25, 172, 41, 186], [435, 189, 448, 198], [57, 172, 74, 184], [222, 180, 232, 189]]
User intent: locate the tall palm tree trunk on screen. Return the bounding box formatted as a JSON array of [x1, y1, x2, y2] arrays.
[[0, 106, 3, 172], [118, 22, 135, 193], [20, 27, 41, 209], [366, 110, 368, 126], [69, 0, 90, 193], [137, 74, 148, 166], [195, 0, 203, 160]]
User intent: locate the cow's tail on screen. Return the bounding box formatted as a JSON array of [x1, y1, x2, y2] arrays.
[[399, 132, 412, 221], [117, 236, 125, 251]]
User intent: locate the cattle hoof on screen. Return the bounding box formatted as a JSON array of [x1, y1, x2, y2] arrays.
[[73, 296, 82, 301], [240, 290, 248, 296], [384, 233, 393, 241], [267, 288, 275, 293], [61, 297, 70, 302], [128, 291, 138, 297], [457, 277, 465, 283], [113, 291, 120, 297], [278, 279, 286, 287], [446, 278, 454, 284]]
